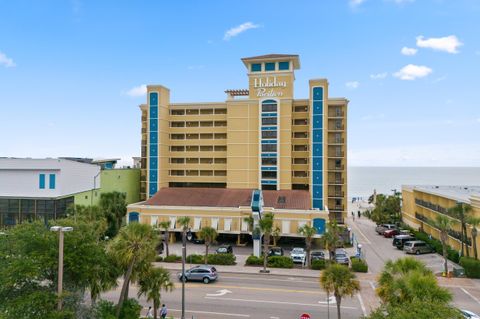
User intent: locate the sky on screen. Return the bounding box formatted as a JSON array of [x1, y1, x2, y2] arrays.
[[1, 0, 479, 167]]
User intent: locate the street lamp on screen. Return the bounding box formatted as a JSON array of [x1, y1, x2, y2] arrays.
[[50, 226, 73, 311]]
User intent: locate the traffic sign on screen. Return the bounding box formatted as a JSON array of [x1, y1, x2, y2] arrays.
[[300, 314, 311, 319]]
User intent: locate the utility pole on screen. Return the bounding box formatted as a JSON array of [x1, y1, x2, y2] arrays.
[[50, 226, 73, 311]]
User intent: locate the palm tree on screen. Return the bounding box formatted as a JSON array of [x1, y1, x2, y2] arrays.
[[377, 257, 451, 307], [259, 213, 274, 273], [108, 222, 156, 318], [467, 216, 480, 260], [197, 226, 218, 264], [138, 267, 174, 319], [243, 214, 254, 231], [298, 224, 317, 268], [448, 202, 473, 257], [435, 215, 455, 276], [272, 226, 281, 246], [320, 264, 360, 319], [177, 216, 191, 232], [100, 192, 128, 238], [322, 221, 341, 261], [158, 221, 171, 257]]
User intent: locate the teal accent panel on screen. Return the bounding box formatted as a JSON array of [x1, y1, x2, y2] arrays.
[[149, 92, 158, 105], [313, 218, 326, 234], [39, 174, 45, 189], [49, 174, 55, 189]]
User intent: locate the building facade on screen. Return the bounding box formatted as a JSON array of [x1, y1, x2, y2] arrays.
[[402, 185, 480, 258], [0, 158, 140, 227], [137, 54, 348, 220]]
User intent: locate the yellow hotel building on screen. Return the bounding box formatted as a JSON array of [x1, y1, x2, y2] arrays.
[[402, 185, 480, 257], [127, 54, 348, 239]]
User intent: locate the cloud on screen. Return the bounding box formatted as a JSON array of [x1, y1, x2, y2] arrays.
[[346, 81, 360, 89], [0, 51, 16, 68], [125, 84, 147, 97], [416, 35, 463, 54], [370, 72, 388, 80], [393, 64, 432, 80], [401, 47, 417, 56], [350, 0, 366, 7], [223, 22, 260, 41]]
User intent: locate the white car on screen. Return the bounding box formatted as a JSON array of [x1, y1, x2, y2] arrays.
[[290, 247, 306, 264], [461, 309, 480, 319]]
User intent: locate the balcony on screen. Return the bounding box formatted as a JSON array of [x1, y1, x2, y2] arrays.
[[328, 165, 345, 171], [328, 178, 345, 185], [328, 192, 345, 198]]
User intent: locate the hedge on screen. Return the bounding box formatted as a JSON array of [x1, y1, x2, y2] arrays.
[[163, 254, 182, 263], [155, 256, 163, 262], [245, 255, 263, 266], [350, 257, 368, 273], [408, 228, 460, 263], [186, 254, 204, 264], [268, 256, 294, 268], [460, 257, 480, 278], [311, 259, 327, 270], [245, 255, 294, 268], [206, 253, 236, 265]]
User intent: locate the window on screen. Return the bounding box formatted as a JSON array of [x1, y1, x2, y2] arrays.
[[171, 122, 185, 127], [262, 144, 277, 152], [262, 131, 277, 138], [279, 61, 289, 70], [186, 158, 199, 164], [262, 117, 277, 125], [214, 108, 227, 114], [294, 119, 308, 125], [294, 105, 308, 112], [214, 145, 227, 151], [262, 158, 277, 166], [49, 174, 55, 189], [262, 103, 277, 112], [262, 171, 277, 179], [200, 146, 213, 151], [186, 109, 199, 115], [251, 63, 261, 72], [200, 109, 213, 115], [39, 174, 45, 189], [214, 158, 227, 164], [170, 109, 185, 115], [265, 62, 275, 71]]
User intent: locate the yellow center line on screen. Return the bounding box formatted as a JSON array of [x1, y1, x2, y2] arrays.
[[175, 283, 321, 294]]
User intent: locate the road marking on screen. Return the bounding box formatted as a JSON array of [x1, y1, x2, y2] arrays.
[[221, 275, 316, 284], [461, 288, 480, 306], [189, 283, 320, 294], [168, 308, 250, 317], [206, 289, 232, 297], [205, 296, 357, 309], [318, 296, 336, 304], [270, 317, 280, 319], [369, 281, 376, 290], [357, 294, 367, 316], [350, 221, 371, 244]]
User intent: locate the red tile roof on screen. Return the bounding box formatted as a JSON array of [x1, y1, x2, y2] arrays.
[[144, 188, 311, 210]]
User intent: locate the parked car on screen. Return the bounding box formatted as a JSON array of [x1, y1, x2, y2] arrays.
[[334, 248, 349, 266], [392, 234, 415, 249], [310, 251, 325, 262], [460, 309, 480, 319], [383, 228, 400, 238], [177, 265, 218, 284], [192, 235, 205, 244], [216, 244, 233, 254], [268, 247, 284, 257], [290, 247, 306, 264], [375, 224, 397, 235], [403, 240, 433, 255]]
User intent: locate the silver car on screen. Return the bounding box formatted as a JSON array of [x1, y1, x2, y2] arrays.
[[335, 248, 349, 266], [403, 240, 433, 255], [177, 265, 218, 284]]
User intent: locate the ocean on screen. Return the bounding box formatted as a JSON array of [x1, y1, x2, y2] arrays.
[[348, 167, 480, 199]]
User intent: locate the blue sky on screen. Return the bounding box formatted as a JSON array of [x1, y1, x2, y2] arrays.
[[1, 0, 479, 166]]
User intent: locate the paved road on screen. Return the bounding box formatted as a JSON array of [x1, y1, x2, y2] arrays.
[[101, 272, 366, 319], [347, 202, 480, 314]]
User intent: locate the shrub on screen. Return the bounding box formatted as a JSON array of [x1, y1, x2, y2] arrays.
[[412, 230, 460, 263], [268, 256, 294, 268], [163, 254, 181, 263], [350, 257, 368, 273], [119, 298, 142, 319], [94, 300, 116, 319], [460, 257, 480, 278], [155, 255, 163, 262], [186, 254, 204, 264], [206, 253, 236, 265], [311, 259, 327, 270], [245, 255, 263, 266]]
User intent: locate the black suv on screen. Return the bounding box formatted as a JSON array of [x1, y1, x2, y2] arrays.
[[393, 234, 415, 249], [310, 251, 325, 262], [216, 244, 233, 254], [268, 247, 284, 257]]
